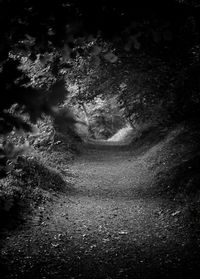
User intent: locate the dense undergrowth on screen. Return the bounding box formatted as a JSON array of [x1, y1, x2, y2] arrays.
[[0, 117, 80, 234]]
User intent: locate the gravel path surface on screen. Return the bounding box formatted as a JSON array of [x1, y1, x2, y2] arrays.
[[1, 141, 200, 279]]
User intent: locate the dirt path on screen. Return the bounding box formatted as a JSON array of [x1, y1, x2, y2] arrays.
[[1, 141, 200, 279]]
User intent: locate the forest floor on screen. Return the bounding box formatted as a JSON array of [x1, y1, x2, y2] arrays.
[[1, 125, 200, 279]]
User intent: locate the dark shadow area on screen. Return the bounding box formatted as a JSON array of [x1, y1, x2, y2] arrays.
[[0, 198, 27, 234], [156, 154, 200, 197], [1, 232, 199, 279]]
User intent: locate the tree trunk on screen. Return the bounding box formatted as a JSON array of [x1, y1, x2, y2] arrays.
[[80, 102, 90, 127]]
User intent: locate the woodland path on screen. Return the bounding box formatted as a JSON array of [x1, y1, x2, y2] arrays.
[[1, 140, 200, 279]]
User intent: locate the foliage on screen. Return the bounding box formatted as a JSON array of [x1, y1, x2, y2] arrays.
[[0, 0, 200, 175], [85, 96, 126, 139], [0, 129, 75, 229]]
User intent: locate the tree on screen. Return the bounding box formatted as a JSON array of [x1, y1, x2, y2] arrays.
[[1, 0, 200, 176]]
